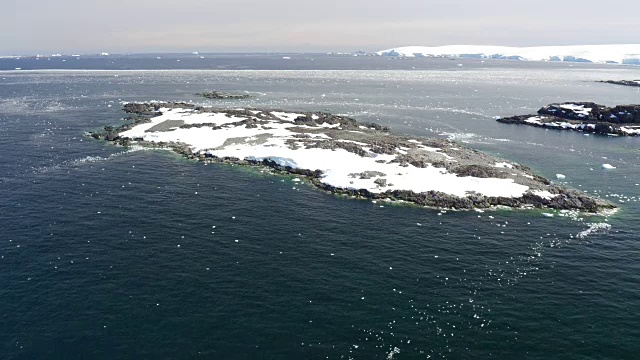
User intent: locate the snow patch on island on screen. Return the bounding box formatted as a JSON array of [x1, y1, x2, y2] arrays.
[[118, 107, 537, 199], [494, 162, 514, 169], [557, 103, 592, 116], [620, 126, 640, 135]]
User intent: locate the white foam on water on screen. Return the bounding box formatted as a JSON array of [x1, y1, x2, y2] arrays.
[[32, 146, 167, 174], [576, 223, 611, 239]]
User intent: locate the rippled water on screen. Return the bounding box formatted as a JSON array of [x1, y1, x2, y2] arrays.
[[1, 57, 640, 359]]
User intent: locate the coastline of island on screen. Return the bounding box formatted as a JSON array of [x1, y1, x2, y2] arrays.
[[497, 102, 640, 136], [88, 102, 615, 213]]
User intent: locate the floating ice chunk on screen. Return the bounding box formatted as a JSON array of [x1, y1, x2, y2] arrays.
[[556, 174, 566, 179], [602, 164, 616, 169]]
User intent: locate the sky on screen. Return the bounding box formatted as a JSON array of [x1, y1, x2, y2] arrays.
[[3, 0, 639, 55]]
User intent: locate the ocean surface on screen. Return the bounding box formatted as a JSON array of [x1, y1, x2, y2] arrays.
[[1, 54, 640, 359]]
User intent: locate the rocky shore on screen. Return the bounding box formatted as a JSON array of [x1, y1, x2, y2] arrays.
[[497, 102, 640, 136], [88, 102, 614, 213], [196, 91, 252, 99], [598, 80, 640, 88]]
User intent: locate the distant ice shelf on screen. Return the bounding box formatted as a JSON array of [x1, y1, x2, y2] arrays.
[[377, 44, 640, 64]]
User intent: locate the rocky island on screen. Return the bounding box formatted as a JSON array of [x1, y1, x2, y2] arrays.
[[90, 102, 614, 212], [196, 91, 252, 100], [497, 102, 640, 136], [598, 80, 640, 88]]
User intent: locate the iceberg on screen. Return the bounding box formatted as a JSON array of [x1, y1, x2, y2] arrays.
[[377, 44, 640, 64]]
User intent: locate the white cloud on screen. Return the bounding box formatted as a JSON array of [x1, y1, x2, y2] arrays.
[[3, 0, 639, 54]]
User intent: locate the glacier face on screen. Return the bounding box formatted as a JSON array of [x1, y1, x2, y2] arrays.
[[377, 45, 640, 64]]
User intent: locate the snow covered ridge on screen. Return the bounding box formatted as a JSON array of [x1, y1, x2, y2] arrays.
[[90, 102, 614, 212], [497, 102, 640, 136], [377, 45, 640, 64]]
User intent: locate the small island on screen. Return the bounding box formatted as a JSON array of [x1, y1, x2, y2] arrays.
[[90, 102, 614, 212], [195, 91, 252, 100], [598, 80, 640, 88], [497, 102, 640, 136]]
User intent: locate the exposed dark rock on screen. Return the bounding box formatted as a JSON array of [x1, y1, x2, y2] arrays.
[[598, 80, 640, 88], [374, 178, 388, 187], [497, 102, 640, 136], [146, 120, 184, 132], [306, 140, 369, 157], [449, 165, 509, 179], [196, 91, 252, 99], [369, 141, 396, 155], [350, 171, 386, 179], [123, 102, 194, 115]]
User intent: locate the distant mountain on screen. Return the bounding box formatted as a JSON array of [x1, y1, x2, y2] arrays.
[[377, 45, 640, 64]]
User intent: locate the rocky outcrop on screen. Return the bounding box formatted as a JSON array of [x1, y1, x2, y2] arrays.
[[497, 102, 640, 136], [88, 102, 615, 213], [598, 80, 640, 88], [196, 91, 252, 100]]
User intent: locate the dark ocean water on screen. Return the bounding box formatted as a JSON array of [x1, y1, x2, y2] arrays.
[[1, 55, 640, 359]]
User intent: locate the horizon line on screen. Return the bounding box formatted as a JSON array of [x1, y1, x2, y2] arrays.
[[4, 43, 640, 58]]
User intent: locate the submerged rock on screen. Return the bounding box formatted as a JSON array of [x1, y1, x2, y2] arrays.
[[92, 102, 615, 213]]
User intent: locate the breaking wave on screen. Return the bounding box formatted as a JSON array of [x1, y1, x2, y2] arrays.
[[0, 98, 72, 114], [31, 146, 167, 174], [576, 223, 612, 239]]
